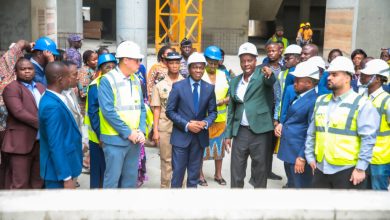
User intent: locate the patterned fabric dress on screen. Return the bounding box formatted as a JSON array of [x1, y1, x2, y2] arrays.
[[78, 65, 96, 115], [146, 62, 168, 101], [202, 70, 229, 160]]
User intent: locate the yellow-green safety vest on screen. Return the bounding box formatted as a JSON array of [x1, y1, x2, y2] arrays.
[[203, 69, 229, 122], [99, 70, 142, 136], [271, 35, 289, 51], [84, 77, 101, 144], [277, 69, 289, 119], [314, 92, 367, 166], [371, 91, 390, 164]]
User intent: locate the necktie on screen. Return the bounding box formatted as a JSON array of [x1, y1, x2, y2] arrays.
[[193, 82, 199, 114], [291, 95, 300, 105]]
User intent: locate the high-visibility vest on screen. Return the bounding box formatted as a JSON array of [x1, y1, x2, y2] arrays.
[[371, 91, 390, 164], [99, 69, 142, 136], [277, 69, 289, 119], [271, 35, 289, 50], [314, 92, 367, 165], [202, 69, 229, 122], [144, 104, 153, 138], [84, 77, 101, 144]]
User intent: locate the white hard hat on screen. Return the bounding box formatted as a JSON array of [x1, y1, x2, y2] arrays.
[[290, 61, 320, 80], [238, 42, 258, 56], [284, 44, 302, 55], [360, 59, 389, 79], [327, 56, 355, 75], [307, 56, 325, 70], [115, 41, 144, 59], [187, 52, 207, 67]]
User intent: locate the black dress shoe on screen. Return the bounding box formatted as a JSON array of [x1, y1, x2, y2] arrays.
[[268, 172, 282, 180]]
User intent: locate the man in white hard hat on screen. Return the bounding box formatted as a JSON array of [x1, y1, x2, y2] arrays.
[[275, 61, 319, 188], [98, 41, 147, 188], [166, 52, 217, 188], [225, 42, 274, 188], [305, 56, 380, 189], [359, 59, 390, 190]]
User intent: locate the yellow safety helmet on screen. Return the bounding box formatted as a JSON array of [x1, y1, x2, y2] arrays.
[[300, 23, 305, 28], [305, 22, 311, 26]]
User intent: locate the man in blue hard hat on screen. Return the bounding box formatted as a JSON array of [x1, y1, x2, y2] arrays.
[[31, 36, 59, 86]]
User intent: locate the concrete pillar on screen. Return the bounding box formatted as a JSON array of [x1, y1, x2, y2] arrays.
[[323, 0, 390, 58], [116, 0, 148, 66], [299, 0, 311, 22]]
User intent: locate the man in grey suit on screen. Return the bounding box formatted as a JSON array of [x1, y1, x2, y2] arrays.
[[225, 42, 275, 188]]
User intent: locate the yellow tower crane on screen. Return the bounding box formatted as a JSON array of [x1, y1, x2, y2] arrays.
[[155, 0, 203, 53]]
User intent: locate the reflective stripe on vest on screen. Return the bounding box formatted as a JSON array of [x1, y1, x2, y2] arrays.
[[314, 92, 366, 166], [214, 70, 229, 122], [99, 69, 142, 136], [277, 69, 289, 118], [84, 77, 100, 143], [371, 92, 390, 164]]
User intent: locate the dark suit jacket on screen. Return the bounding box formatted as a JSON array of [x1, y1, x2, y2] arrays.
[[277, 89, 317, 164], [166, 78, 217, 148], [39, 91, 82, 181], [1, 80, 45, 154], [226, 65, 275, 138]]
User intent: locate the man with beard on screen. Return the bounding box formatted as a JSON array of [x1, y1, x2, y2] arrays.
[[305, 56, 379, 189], [1, 58, 45, 189], [31, 36, 59, 86]]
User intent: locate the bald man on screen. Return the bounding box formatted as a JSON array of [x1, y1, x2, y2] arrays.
[[301, 44, 319, 62], [39, 61, 83, 189]]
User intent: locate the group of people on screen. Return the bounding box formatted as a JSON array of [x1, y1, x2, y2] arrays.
[[0, 29, 389, 191]]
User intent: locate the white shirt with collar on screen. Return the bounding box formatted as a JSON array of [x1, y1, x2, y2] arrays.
[[47, 89, 67, 106], [236, 73, 254, 126]]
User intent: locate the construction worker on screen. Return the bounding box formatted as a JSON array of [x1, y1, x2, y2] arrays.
[[359, 59, 390, 190], [98, 41, 146, 188], [85, 53, 117, 188], [179, 38, 193, 78], [267, 25, 289, 51], [305, 56, 380, 189], [31, 36, 59, 86], [301, 22, 313, 46], [150, 51, 184, 188], [296, 23, 305, 46]]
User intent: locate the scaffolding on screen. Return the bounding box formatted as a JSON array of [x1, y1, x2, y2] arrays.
[[155, 0, 203, 53]]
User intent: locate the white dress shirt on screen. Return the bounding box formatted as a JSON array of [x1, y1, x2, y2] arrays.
[[236, 74, 253, 126]]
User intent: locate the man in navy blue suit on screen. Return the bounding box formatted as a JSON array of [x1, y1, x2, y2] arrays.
[[39, 62, 83, 189], [166, 52, 217, 188], [275, 61, 319, 188]]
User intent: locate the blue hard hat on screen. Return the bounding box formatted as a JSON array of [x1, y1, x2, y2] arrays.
[[98, 53, 117, 68], [204, 45, 222, 61], [33, 36, 59, 56]]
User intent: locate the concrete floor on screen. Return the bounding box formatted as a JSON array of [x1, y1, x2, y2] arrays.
[[78, 39, 287, 189], [78, 147, 287, 189]]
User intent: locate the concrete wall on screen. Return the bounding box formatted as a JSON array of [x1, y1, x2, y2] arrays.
[[355, 0, 390, 58], [1, 189, 390, 219], [57, 0, 83, 49], [0, 0, 31, 50], [324, 0, 389, 59], [202, 0, 250, 54], [249, 0, 283, 21], [31, 0, 58, 43], [57, 0, 83, 34]]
